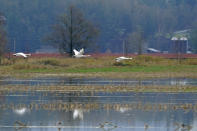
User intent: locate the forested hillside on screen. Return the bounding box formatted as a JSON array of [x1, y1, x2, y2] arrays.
[[0, 0, 197, 53]]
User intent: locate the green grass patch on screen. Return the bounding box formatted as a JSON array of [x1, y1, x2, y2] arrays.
[[10, 64, 197, 74], [1, 56, 197, 78]]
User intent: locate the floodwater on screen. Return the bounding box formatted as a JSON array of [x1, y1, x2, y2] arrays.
[[0, 77, 196, 131], [0, 77, 197, 86]]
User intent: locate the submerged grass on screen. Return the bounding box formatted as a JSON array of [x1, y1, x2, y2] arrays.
[[0, 84, 197, 93], [64, 65, 197, 73], [0, 55, 197, 78]]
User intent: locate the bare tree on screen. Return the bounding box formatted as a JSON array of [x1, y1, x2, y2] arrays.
[[46, 5, 99, 56], [0, 13, 7, 63]]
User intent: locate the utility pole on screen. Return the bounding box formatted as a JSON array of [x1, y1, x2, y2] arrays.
[[13, 38, 16, 53], [70, 7, 73, 57], [122, 40, 125, 56]]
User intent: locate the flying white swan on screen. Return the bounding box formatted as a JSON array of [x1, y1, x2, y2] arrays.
[[73, 48, 90, 58], [74, 48, 84, 55], [115, 56, 132, 62], [13, 52, 31, 58]]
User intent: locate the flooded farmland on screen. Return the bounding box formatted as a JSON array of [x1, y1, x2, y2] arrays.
[[0, 77, 197, 86], [0, 77, 196, 131]]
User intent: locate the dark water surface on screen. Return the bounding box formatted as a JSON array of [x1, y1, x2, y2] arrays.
[[0, 91, 197, 131]]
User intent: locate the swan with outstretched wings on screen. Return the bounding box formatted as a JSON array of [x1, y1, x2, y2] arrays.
[[73, 48, 90, 58], [115, 56, 132, 62], [13, 52, 31, 58]]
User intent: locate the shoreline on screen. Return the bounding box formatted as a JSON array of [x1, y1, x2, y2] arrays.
[[2, 71, 197, 79]]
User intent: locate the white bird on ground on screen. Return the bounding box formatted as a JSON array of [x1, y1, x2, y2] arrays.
[[73, 48, 90, 58], [13, 52, 31, 58], [115, 56, 132, 62]]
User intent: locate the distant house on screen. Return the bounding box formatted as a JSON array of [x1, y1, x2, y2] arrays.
[[147, 48, 161, 53], [35, 46, 58, 53]]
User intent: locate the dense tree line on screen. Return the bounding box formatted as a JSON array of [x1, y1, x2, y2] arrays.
[[0, 0, 197, 53], [0, 12, 7, 61]]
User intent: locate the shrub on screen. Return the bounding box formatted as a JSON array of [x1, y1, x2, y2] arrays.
[[41, 59, 61, 66], [12, 63, 30, 70], [135, 55, 163, 63], [113, 62, 127, 66], [12, 63, 46, 70], [183, 59, 197, 65], [0, 58, 13, 65]]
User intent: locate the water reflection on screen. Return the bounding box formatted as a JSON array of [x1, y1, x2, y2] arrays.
[[73, 109, 84, 120], [0, 91, 196, 130], [13, 107, 30, 115]]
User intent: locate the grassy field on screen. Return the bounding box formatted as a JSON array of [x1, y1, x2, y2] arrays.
[[1, 55, 197, 78]]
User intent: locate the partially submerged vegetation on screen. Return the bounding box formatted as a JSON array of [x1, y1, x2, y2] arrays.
[[0, 84, 197, 93], [1, 55, 197, 78]]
